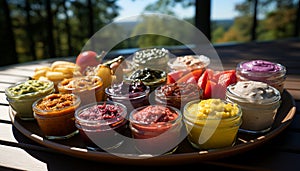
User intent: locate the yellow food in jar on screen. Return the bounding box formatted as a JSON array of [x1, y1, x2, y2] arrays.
[[183, 99, 242, 150], [187, 99, 239, 120]]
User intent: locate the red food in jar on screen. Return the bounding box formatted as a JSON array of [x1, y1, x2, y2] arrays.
[[129, 105, 183, 154], [155, 82, 202, 109], [132, 105, 178, 124], [75, 102, 128, 150]]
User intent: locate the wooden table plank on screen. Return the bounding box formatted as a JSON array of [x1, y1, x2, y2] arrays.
[[0, 75, 28, 84], [0, 145, 47, 171], [0, 106, 11, 122], [0, 94, 8, 105], [0, 82, 13, 92]]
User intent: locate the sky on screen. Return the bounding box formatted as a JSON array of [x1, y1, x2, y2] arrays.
[[114, 0, 244, 22]]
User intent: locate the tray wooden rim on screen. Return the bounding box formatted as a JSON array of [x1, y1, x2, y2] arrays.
[[9, 89, 296, 165]]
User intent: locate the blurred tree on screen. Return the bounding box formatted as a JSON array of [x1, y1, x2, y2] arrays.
[[0, 0, 120, 64], [143, 0, 211, 40], [295, 0, 300, 37], [218, 0, 298, 43], [45, 0, 56, 58], [25, 0, 37, 60], [0, 0, 18, 66], [130, 15, 194, 48]]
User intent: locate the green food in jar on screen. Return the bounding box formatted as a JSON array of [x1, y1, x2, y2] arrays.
[[128, 68, 166, 83], [6, 80, 53, 99]]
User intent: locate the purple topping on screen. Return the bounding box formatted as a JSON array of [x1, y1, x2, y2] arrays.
[[241, 60, 281, 72], [78, 102, 123, 121], [108, 80, 148, 98]]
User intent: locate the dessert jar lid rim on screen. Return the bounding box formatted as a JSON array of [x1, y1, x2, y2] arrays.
[[129, 104, 182, 125]]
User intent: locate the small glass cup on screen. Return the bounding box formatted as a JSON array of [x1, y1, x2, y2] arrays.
[[167, 55, 210, 72], [5, 80, 55, 120], [132, 48, 170, 72], [75, 101, 128, 151], [154, 82, 203, 110], [32, 93, 80, 139], [236, 60, 286, 93], [129, 105, 183, 155], [105, 81, 150, 114], [226, 81, 281, 134], [124, 68, 167, 92], [57, 76, 104, 106], [183, 99, 242, 150]]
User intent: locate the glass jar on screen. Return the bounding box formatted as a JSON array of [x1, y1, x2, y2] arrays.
[[226, 81, 281, 134], [167, 55, 210, 72], [105, 80, 150, 114], [125, 68, 167, 92], [5, 80, 55, 120], [154, 82, 203, 110], [75, 101, 128, 151], [57, 76, 104, 106], [236, 60, 286, 93], [129, 105, 183, 155], [32, 93, 80, 139], [183, 99, 242, 150], [132, 48, 170, 72]]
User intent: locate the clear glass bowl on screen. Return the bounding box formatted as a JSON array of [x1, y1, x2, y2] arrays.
[[57, 76, 104, 106], [124, 68, 167, 92], [226, 81, 281, 134], [129, 105, 183, 155], [236, 60, 286, 93], [32, 93, 81, 139], [105, 82, 150, 114], [168, 55, 210, 72], [183, 99, 242, 150], [132, 48, 170, 72], [5, 80, 55, 120], [154, 82, 203, 110], [75, 101, 128, 151]]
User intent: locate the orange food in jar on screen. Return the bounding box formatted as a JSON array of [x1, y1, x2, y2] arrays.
[[32, 93, 81, 139]]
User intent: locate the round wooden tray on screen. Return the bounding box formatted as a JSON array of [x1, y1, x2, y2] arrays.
[[9, 89, 296, 165]]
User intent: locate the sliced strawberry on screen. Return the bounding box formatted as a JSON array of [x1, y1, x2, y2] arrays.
[[213, 69, 236, 81], [213, 72, 237, 99], [180, 69, 204, 84], [197, 70, 209, 90], [167, 70, 189, 84], [203, 80, 217, 99]]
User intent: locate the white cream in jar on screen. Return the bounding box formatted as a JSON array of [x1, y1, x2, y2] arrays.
[[226, 80, 281, 134]]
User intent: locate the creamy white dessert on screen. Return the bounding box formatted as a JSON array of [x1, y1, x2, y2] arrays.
[[226, 80, 281, 133]]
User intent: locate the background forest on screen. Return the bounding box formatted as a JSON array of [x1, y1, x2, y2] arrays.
[[0, 0, 299, 66]]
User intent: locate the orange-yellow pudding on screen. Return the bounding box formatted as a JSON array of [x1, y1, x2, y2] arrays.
[[32, 93, 80, 139], [183, 99, 242, 150]]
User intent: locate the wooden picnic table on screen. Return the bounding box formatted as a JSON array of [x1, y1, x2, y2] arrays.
[[0, 38, 299, 171]]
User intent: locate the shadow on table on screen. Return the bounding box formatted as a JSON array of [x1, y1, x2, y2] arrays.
[[11, 126, 245, 171]]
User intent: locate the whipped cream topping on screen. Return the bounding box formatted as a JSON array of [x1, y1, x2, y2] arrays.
[[228, 81, 280, 103]]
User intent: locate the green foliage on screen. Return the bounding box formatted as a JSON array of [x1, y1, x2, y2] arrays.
[[0, 0, 120, 64], [130, 15, 193, 48], [214, 0, 299, 43]]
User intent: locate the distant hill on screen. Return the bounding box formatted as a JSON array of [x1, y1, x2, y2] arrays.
[[115, 19, 234, 34], [211, 19, 234, 30]]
